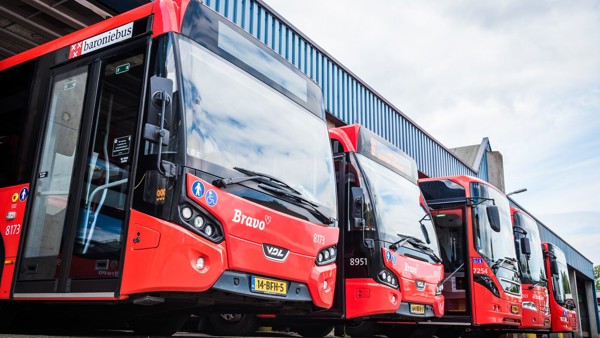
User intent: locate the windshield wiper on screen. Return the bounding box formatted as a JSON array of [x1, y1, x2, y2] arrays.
[[389, 233, 442, 263], [528, 278, 547, 290], [390, 233, 425, 250], [257, 183, 335, 225], [491, 256, 518, 272], [213, 167, 301, 194]]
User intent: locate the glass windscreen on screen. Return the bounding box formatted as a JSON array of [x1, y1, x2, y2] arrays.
[[515, 212, 546, 284], [471, 183, 517, 263], [179, 37, 336, 214], [551, 247, 572, 305], [471, 182, 520, 295], [356, 153, 439, 255]]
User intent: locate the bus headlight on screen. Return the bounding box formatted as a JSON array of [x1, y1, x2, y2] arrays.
[[378, 269, 398, 289], [178, 204, 223, 243], [181, 206, 193, 220], [522, 301, 537, 311], [473, 274, 500, 298], [193, 216, 204, 229], [316, 246, 336, 266]]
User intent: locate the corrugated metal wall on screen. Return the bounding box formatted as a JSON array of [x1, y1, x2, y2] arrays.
[[203, 0, 485, 180], [204, 0, 594, 280]]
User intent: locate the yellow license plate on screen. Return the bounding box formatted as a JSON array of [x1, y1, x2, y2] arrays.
[[410, 303, 425, 315], [511, 305, 520, 314], [251, 276, 287, 296]]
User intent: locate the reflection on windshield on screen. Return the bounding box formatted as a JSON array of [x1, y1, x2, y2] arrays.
[[179, 38, 336, 213], [471, 183, 517, 263], [552, 247, 572, 305], [516, 212, 546, 284], [356, 154, 439, 255]]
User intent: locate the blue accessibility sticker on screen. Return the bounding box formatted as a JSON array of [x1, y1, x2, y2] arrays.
[[392, 255, 397, 265], [386, 251, 392, 261], [192, 181, 205, 198], [205, 189, 218, 207], [472, 258, 483, 264], [19, 187, 29, 202]]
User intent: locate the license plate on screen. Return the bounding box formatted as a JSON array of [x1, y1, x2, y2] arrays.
[[250, 276, 287, 296], [511, 305, 520, 314], [410, 303, 425, 315]]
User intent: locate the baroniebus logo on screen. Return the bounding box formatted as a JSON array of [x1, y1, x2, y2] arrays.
[[69, 22, 133, 59]]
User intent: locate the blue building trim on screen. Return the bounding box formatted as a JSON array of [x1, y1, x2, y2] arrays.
[[204, 0, 482, 180]]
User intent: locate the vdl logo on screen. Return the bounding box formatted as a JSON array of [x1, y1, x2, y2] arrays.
[[262, 244, 289, 262]]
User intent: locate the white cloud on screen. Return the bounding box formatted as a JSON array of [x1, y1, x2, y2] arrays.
[[264, 0, 600, 263]]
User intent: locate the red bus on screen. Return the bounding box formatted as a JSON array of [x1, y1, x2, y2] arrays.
[[323, 125, 444, 337], [418, 176, 521, 338], [542, 242, 578, 334], [0, 0, 338, 335], [218, 124, 445, 337], [510, 207, 551, 333]]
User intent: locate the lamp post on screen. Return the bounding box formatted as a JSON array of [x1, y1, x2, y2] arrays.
[[506, 188, 527, 196]]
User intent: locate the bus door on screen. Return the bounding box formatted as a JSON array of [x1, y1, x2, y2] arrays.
[[15, 45, 146, 296]]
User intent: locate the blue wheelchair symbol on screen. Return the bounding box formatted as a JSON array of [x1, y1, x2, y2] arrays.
[[392, 255, 397, 264], [192, 181, 205, 198], [386, 251, 392, 261], [206, 190, 218, 207]]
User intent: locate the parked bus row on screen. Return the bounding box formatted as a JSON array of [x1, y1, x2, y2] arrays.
[[0, 0, 578, 337]]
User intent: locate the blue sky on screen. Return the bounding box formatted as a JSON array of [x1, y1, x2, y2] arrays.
[[263, 0, 600, 265]]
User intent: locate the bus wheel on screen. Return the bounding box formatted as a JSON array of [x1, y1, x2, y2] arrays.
[[128, 313, 188, 336], [294, 323, 334, 337], [208, 313, 257, 336], [345, 320, 377, 337]]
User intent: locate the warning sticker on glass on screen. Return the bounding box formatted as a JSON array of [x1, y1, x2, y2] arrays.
[[112, 135, 131, 157]]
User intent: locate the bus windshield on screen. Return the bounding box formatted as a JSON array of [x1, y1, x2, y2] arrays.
[[551, 246, 572, 305], [471, 182, 520, 295], [515, 212, 546, 284], [179, 37, 336, 214], [356, 153, 440, 256]]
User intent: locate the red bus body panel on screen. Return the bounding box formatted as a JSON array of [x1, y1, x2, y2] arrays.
[[382, 248, 444, 317], [184, 174, 339, 308], [520, 284, 551, 329], [121, 209, 228, 294], [0, 185, 29, 299], [345, 278, 400, 319]]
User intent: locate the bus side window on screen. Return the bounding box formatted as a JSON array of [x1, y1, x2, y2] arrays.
[[0, 62, 34, 187]]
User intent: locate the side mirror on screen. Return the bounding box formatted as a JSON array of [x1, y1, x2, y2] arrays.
[[144, 76, 173, 146], [521, 237, 532, 257], [550, 260, 559, 275], [565, 298, 576, 310], [143, 76, 176, 178], [486, 205, 501, 232], [350, 187, 364, 229]]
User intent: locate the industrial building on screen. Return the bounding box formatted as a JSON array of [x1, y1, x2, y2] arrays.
[[0, 0, 598, 336]]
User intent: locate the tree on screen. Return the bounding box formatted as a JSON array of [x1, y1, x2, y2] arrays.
[[595, 265, 600, 291]]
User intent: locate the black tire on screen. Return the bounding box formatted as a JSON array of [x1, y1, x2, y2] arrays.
[[208, 313, 258, 336], [128, 313, 188, 336], [294, 323, 335, 337], [345, 320, 377, 337]]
